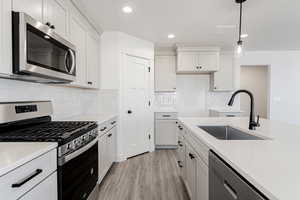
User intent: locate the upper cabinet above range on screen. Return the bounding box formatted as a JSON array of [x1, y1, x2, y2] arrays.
[[12, 0, 69, 39], [176, 46, 220, 73]]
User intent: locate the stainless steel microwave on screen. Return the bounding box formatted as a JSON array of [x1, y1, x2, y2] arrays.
[[12, 12, 76, 83]]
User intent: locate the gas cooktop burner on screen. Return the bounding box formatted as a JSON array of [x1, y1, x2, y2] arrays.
[[0, 120, 97, 144]]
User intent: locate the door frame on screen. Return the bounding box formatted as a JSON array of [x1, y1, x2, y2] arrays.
[[118, 52, 155, 160]]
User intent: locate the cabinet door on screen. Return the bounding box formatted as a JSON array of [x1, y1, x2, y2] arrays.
[[0, 0, 12, 75], [212, 53, 234, 91], [186, 145, 197, 200], [106, 127, 115, 167], [86, 32, 100, 88], [44, 0, 68, 38], [177, 134, 186, 178], [177, 53, 198, 72], [155, 120, 177, 146], [19, 172, 57, 200], [69, 15, 87, 86], [196, 52, 219, 72], [12, 0, 43, 22], [98, 135, 106, 182], [196, 157, 209, 200], [154, 56, 176, 92]]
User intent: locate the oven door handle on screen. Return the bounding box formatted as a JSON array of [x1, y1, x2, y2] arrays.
[[58, 138, 98, 166]]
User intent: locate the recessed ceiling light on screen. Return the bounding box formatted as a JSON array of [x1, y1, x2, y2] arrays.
[[122, 6, 133, 13], [168, 34, 175, 39], [241, 34, 248, 38]]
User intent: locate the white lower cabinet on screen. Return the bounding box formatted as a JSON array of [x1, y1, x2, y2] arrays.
[[186, 145, 197, 200], [19, 172, 57, 200], [177, 124, 209, 200], [98, 119, 117, 183], [0, 149, 57, 200], [196, 156, 209, 200], [155, 112, 178, 148]]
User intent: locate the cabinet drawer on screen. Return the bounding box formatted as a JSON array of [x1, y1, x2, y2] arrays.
[[0, 149, 57, 200], [155, 112, 177, 120], [19, 172, 57, 200]]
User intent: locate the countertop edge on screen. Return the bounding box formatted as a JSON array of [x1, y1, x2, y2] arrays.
[[0, 143, 57, 177]]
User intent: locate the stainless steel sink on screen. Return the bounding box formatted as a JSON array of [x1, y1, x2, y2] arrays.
[[198, 126, 265, 140]]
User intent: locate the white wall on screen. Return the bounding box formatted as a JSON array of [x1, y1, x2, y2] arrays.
[[238, 51, 300, 125]]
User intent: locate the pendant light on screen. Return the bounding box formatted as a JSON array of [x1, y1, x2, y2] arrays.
[[235, 0, 247, 57]]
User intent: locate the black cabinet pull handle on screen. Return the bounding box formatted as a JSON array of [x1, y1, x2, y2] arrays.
[[177, 161, 183, 168], [12, 169, 43, 188], [223, 181, 238, 199], [100, 127, 107, 132], [162, 115, 171, 117], [108, 133, 112, 137], [111, 121, 116, 125], [127, 110, 132, 114], [178, 141, 183, 147], [87, 82, 93, 85], [189, 153, 195, 159]]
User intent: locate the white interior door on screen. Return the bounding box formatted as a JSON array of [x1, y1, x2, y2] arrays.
[[123, 55, 151, 158]]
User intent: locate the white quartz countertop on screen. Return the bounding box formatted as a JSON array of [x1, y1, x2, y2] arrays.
[[209, 107, 243, 113], [62, 113, 118, 124], [178, 117, 300, 200], [0, 142, 57, 177]]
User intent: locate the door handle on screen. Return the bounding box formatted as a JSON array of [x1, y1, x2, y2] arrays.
[[127, 110, 132, 114]]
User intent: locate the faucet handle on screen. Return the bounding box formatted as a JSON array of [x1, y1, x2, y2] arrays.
[[256, 115, 260, 127]]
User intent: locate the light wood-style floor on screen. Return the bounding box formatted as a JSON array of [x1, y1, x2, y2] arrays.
[[98, 150, 190, 200]]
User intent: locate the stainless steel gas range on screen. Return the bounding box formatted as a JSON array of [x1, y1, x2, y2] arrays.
[[0, 101, 99, 200]]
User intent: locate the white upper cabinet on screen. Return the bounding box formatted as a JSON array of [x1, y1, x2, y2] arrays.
[[44, 0, 68, 38], [211, 52, 235, 91], [12, 0, 43, 22], [86, 32, 100, 88], [176, 47, 220, 73], [154, 55, 176, 92], [0, 0, 12, 75], [69, 14, 87, 87], [12, 0, 68, 39]]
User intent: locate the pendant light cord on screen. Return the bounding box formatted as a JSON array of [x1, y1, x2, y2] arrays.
[[238, 2, 243, 42]]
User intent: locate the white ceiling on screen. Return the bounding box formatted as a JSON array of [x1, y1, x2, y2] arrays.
[[75, 0, 300, 50]]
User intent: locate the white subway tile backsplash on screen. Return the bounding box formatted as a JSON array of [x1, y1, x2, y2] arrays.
[[0, 79, 101, 120], [155, 74, 235, 117]]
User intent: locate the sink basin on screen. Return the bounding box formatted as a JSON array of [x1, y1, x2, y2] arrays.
[[198, 126, 265, 140]]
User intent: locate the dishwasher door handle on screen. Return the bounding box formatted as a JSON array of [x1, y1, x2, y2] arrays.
[[223, 181, 238, 200]]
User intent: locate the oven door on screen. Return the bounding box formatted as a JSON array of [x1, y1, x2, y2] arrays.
[[12, 12, 76, 82], [58, 139, 99, 200]]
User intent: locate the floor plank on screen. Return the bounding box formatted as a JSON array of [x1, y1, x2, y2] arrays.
[[98, 150, 189, 200]]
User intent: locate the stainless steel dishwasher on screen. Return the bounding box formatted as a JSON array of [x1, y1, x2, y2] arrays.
[[209, 151, 268, 200]]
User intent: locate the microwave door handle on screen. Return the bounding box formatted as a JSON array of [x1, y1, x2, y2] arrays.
[[69, 49, 75, 74], [64, 51, 69, 72]]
